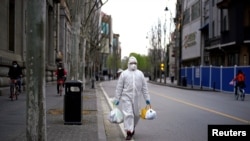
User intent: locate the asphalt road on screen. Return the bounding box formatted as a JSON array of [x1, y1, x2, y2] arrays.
[[100, 80, 250, 141]]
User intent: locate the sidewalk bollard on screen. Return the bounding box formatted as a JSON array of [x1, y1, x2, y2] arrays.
[[182, 77, 187, 87], [171, 76, 174, 83], [213, 82, 215, 91], [91, 78, 95, 89]]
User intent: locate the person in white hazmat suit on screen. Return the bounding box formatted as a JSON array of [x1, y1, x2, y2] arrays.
[[113, 56, 151, 140]]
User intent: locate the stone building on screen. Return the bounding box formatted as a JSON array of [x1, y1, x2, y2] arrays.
[[0, 0, 64, 89], [0, 0, 108, 91]]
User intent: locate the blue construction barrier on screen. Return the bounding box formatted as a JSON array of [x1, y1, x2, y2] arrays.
[[181, 65, 250, 94]]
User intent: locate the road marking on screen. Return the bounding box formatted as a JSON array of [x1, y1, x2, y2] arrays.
[[150, 91, 250, 124], [99, 83, 133, 140]]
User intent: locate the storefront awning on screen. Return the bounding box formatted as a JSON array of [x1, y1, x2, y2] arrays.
[[199, 23, 209, 31], [217, 0, 231, 9]]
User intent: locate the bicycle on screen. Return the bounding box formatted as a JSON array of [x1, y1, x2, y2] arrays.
[[235, 86, 245, 101], [10, 79, 19, 101], [57, 78, 64, 96]]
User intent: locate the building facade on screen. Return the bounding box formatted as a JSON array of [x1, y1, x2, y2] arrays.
[[100, 12, 113, 76], [0, 0, 63, 89], [212, 0, 250, 66], [0, 0, 108, 90], [181, 0, 202, 66], [173, 0, 250, 84]]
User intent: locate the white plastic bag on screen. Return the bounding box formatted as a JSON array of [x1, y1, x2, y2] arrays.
[[108, 107, 124, 124], [229, 80, 234, 86], [145, 108, 157, 120]]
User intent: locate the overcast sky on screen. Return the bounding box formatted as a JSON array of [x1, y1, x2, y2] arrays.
[[101, 0, 176, 58]]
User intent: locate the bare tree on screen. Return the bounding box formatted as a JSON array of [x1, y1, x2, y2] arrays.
[[83, 1, 108, 82], [65, 0, 85, 80], [149, 26, 157, 80], [66, 0, 107, 84], [148, 19, 163, 81]]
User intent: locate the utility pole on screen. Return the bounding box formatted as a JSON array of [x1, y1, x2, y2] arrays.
[[175, 0, 183, 86], [26, 0, 47, 140], [178, 1, 183, 86], [178, 21, 182, 86]]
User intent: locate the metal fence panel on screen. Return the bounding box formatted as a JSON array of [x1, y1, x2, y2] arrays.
[[211, 67, 221, 91], [186, 67, 192, 85], [222, 67, 234, 92], [201, 66, 210, 88], [181, 66, 250, 94], [193, 66, 200, 86]]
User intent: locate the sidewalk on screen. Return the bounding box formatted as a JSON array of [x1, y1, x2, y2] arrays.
[[0, 82, 124, 141], [0, 78, 216, 141], [44, 82, 124, 141], [45, 82, 104, 141]]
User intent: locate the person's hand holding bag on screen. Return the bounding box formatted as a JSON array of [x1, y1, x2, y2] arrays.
[[108, 99, 123, 124], [108, 106, 124, 124], [113, 99, 119, 106], [145, 105, 157, 120]]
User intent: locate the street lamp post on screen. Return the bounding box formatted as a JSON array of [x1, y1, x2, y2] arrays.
[[178, 20, 182, 86], [164, 7, 168, 84], [164, 6, 173, 84]]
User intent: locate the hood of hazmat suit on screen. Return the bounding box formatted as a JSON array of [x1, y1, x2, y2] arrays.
[[114, 56, 150, 132]]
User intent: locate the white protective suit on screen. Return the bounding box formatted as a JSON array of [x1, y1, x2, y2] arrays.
[[114, 56, 150, 133]]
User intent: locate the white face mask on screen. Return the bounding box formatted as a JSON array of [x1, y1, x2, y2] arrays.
[[130, 64, 137, 71], [13, 64, 17, 68]]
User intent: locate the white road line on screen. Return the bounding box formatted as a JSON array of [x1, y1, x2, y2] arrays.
[[150, 90, 250, 124], [99, 83, 134, 140]]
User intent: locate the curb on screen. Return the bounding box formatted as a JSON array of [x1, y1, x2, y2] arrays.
[[99, 83, 127, 138], [0, 87, 9, 96]]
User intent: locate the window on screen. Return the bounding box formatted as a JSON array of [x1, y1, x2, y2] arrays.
[[243, 55, 247, 65], [101, 22, 109, 35], [9, 0, 15, 52], [223, 16, 226, 31], [113, 38, 117, 48], [183, 8, 190, 25], [228, 53, 239, 66], [244, 5, 250, 27], [212, 21, 215, 37], [191, 1, 200, 21]]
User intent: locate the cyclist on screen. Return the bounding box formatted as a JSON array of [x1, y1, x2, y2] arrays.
[[232, 69, 246, 97], [8, 61, 23, 97], [55, 62, 67, 94]]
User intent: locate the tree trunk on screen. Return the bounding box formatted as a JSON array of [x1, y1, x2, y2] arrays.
[[26, 0, 47, 140], [69, 0, 84, 80]]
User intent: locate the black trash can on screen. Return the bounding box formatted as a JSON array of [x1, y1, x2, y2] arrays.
[[64, 80, 83, 125], [182, 77, 187, 87], [171, 76, 174, 83]]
